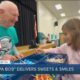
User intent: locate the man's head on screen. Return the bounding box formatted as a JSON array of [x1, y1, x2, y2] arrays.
[[0, 1, 19, 28]]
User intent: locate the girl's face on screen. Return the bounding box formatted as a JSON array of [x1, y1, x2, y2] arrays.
[[63, 29, 72, 45]]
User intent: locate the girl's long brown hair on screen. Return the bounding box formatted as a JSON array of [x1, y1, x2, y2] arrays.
[[62, 18, 80, 51]]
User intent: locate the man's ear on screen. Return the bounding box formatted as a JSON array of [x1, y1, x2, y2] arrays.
[[0, 8, 4, 14]]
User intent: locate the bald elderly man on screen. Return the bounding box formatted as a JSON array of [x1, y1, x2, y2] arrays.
[[0, 1, 23, 60]]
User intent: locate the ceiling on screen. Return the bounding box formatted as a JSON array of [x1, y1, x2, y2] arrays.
[[36, 0, 80, 19]]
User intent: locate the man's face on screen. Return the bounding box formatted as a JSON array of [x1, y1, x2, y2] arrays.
[[2, 8, 19, 27]]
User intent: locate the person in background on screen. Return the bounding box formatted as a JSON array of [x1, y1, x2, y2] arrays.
[[46, 34, 51, 43], [0, 1, 23, 61], [36, 18, 80, 80]]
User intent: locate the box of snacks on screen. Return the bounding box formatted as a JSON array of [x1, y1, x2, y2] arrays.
[[0, 53, 68, 80]]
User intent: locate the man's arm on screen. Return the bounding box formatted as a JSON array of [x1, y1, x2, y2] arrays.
[[13, 46, 23, 59]]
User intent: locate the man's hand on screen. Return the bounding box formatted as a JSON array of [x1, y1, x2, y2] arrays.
[[2, 54, 16, 61]]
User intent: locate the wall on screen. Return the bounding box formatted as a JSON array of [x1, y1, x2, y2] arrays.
[[53, 18, 68, 39], [54, 16, 80, 39], [37, 1, 57, 36], [37, 1, 80, 39]]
